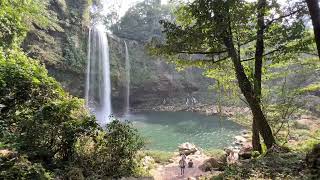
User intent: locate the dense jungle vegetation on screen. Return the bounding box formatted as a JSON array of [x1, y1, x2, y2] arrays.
[[0, 0, 320, 179]]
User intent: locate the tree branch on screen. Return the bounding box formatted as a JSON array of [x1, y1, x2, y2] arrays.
[[265, 7, 305, 29], [173, 38, 256, 56], [241, 46, 285, 62], [179, 55, 230, 65], [176, 50, 227, 55]]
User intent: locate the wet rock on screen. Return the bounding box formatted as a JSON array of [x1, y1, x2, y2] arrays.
[[179, 142, 198, 156]]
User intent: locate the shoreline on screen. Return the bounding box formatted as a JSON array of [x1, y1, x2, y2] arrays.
[[131, 103, 253, 128], [132, 103, 251, 118]]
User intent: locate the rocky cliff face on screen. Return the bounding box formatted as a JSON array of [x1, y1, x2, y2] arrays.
[[108, 35, 216, 112], [22, 0, 91, 97], [21, 0, 217, 113]]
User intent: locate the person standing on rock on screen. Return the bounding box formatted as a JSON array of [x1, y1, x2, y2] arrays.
[[179, 154, 187, 175]]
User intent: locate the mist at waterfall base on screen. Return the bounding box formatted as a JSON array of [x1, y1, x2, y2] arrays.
[[125, 111, 244, 151], [85, 23, 112, 125]]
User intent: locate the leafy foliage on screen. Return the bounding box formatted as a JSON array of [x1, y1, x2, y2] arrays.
[[150, 0, 319, 147], [213, 152, 313, 179], [72, 120, 145, 178], [0, 49, 64, 142], [0, 48, 145, 179], [110, 0, 174, 42], [0, 155, 53, 180], [0, 0, 49, 48]]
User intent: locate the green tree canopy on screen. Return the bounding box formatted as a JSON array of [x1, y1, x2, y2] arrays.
[[151, 0, 313, 150], [110, 0, 174, 42]]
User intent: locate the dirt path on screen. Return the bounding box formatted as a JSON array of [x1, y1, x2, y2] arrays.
[[151, 154, 212, 180]]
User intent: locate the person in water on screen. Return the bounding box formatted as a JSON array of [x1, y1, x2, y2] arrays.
[[179, 156, 187, 175], [188, 159, 193, 168]]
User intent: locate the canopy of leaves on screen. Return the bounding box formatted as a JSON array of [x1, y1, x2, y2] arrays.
[[110, 0, 174, 42], [150, 0, 313, 99], [0, 0, 50, 48]]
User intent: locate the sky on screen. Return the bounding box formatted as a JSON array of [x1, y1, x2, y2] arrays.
[[104, 0, 292, 18], [104, 0, 169, 17]]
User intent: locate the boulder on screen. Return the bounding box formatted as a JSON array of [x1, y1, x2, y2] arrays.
[[199, 157, 226, 171], [179, 142, 198, 156], [141, 156, 155, 171], [239, 144, 253, 160], [234, 135, 248, 145], [0, 149, 17, 160], [187, 177, 196, 180], [226, 151, 239, 165]]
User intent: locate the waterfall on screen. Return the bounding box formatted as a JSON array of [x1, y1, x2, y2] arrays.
[[85, 6, 112, 125], [124, 41, 131, 115]]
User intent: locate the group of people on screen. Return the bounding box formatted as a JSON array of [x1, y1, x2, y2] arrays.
[[179, 154, 193, 175]]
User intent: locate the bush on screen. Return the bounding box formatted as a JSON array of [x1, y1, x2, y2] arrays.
[[18, 98, 98, 164], [0, 49, 145, 179], [73, 120, 145, 178], [0, 155, 53, 180], [0, 49, 64, 142], [0, 49, 99, 163]]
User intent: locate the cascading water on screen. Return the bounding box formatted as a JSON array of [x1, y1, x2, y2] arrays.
[[85, 2, 112, 125], [124, 41, 131, 115]]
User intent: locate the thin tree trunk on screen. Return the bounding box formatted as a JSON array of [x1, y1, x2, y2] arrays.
[[223, 28, 275, 149], [306, 0, 320, 59], [252, 120, 262, 152], [252, 0, 267, 153]]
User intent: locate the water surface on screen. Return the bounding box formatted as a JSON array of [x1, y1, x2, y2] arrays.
[[126, 111, 244, 151]]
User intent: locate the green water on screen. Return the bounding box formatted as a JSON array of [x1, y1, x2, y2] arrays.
[[127, 111, 244, 152]]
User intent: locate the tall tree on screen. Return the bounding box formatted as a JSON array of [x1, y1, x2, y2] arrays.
[[306, 0, 320, 59], [252, 0, 267, 152], [153, 0, 310, 150]]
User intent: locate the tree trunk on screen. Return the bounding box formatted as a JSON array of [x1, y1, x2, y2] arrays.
[[306, 0, 320, 59], [223, 30, 275, 149], [252, 119, 262, 152], [252, 0, 267, 152]]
